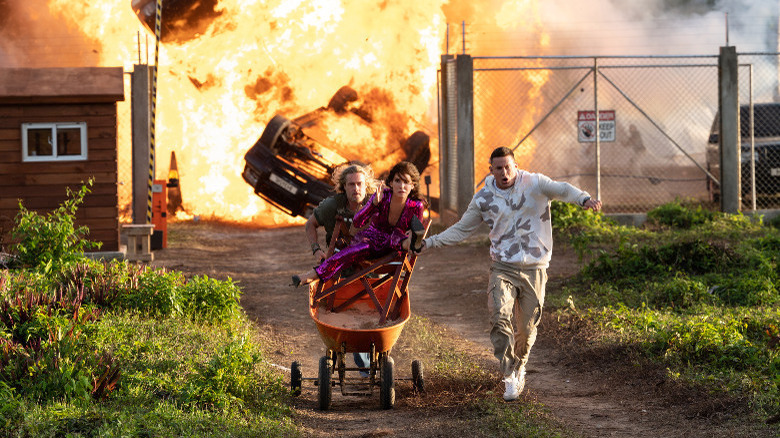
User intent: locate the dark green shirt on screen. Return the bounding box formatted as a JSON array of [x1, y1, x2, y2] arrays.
[[313, 193, 356, 246]]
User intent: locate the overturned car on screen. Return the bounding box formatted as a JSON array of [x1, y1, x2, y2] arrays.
[[242, 87, 430, 218]]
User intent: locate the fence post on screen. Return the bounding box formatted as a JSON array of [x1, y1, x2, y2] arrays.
[[455, 55, 475, 218], [593, 57, 601, 202], [131, 65, 152, 224], [718, 46, 740, 213], [438, 55, 456, 222]]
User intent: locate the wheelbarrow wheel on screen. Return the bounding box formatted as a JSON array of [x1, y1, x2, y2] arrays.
[[318, 356, 332, 410], [291, 361, 302, 396], [380, 356, 395, 410], [411, 359, 424, 392]]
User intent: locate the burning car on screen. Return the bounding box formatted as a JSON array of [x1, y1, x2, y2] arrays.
[[242, 86, 430, 218]]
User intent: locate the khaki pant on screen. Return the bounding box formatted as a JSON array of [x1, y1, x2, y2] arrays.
[[487, 261, 547, 378]]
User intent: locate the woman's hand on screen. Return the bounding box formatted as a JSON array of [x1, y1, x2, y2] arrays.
[[373, 183, 386, 205], [402, 230, 413, 251]]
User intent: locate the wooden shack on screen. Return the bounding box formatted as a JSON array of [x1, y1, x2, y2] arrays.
[[0, 67, 125, 252]]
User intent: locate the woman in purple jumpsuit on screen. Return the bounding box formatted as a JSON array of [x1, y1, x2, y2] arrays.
[[293, 161, 425, 287]]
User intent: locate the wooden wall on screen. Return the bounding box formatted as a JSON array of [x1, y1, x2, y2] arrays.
[[0, 102, 120, 252]]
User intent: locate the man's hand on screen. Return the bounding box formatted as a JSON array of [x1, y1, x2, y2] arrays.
[[314, 248, 326, 262], [583, 198, 602, 211]]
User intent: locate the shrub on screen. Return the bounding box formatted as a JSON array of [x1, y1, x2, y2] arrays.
[[712, 275, 778, 307], [181, 275, 241, 322], [652, 275, 712, 309], [119, 268, 185, 317], [550, 200, 612, 231], [647, 199, 718, 229], [0, 380, 21, 429], [10, 180, 100, 274], [180, 337, 260, 410]]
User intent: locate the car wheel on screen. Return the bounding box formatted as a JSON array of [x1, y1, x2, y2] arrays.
[[403, 131, 431, 173], [259, 114, 292, 154], [327, 86, 359, 113]]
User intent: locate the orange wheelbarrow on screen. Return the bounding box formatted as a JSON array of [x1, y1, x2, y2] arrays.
[[290, 222, 428, 410]]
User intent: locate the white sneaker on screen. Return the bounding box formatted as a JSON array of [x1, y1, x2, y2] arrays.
[[503, 368, 526, 402], [516, 367, 526, 394], [503, 373, 520, 401]]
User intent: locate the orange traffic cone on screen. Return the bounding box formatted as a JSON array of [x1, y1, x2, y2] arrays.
[[167, 151, 183, 216]]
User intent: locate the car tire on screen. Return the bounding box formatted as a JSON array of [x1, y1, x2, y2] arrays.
[[403, 131, 431, 173], [327, 86, 359, 113], [259, 114, 292, 154]]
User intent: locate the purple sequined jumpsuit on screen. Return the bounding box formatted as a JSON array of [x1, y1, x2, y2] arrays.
[[314, 188, 425, 283]]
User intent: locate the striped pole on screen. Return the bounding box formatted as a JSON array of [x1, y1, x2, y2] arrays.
[[148, 0, 162, 223]]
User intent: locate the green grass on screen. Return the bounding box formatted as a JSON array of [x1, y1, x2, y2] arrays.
[[1, 184, 297, 436], [548, 200, 780, 426], [2, 310, 297, 437]]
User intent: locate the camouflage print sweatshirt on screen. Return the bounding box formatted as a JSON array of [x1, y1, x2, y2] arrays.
[[424, 171, 591, 269]]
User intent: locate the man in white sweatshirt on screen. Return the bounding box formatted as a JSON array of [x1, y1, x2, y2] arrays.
[[417, 147, 602, 401]]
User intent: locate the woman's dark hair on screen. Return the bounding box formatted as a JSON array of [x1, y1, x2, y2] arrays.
[[384, 161, 421, 200]]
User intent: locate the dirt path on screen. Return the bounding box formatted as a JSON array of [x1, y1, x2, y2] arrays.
[[151, 222, 762, 437]]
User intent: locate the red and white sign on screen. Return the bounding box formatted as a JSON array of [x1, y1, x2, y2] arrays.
[[578, 110, 615, 142]]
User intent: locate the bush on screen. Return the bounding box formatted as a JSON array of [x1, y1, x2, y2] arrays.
[[10, 180, 100, 274], [120, 268, 186, 317], [647, 199, 718, 229], [652, 275, 712, 309], [550, 200, 612, 231], [181, 275, 241, 322]]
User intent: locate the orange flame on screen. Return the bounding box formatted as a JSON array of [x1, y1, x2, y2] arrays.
[[39, 0, 550, 224]]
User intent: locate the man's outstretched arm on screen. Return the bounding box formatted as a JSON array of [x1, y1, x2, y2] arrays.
[[422, 200, 483, 252]]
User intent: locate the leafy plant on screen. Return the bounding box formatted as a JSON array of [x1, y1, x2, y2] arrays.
[[181, 275, 241, 322], [0, 380, 21, 429], [550, 200, 613, 231], [10, 180, 101, 274], [119, 268, 185, 317], [647, 199, 718, 229]]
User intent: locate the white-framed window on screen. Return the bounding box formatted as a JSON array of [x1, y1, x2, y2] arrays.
[[21, 122, 88, 162]]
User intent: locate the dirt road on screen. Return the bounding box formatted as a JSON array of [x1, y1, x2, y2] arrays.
[[151, 222, 765, 437]]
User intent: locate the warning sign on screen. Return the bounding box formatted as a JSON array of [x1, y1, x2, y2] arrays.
[[578, 110, 615, 143]]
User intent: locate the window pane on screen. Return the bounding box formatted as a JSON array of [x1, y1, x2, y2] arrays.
[[27, 128, 52, 156], [57, 128, 82, 156]]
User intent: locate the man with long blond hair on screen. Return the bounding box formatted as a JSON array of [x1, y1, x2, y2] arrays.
[[303, 162, 375, 375], [305, 163, 375, 259]]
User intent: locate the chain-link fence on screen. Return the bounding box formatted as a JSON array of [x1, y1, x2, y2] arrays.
[[736, 54, 780, 211], [472, 55, 720, 213], [441, 53, 780, 214]]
